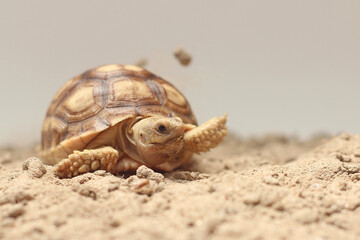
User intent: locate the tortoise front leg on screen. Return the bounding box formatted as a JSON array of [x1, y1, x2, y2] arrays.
[[54, 146, 119, 178], [184, 114, 227, 153]]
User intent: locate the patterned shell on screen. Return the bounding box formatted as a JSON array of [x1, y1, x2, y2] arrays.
[[41, 64, 197, 163]]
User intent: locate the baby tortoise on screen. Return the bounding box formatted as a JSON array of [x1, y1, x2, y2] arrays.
[[40, 64, 227, 178]]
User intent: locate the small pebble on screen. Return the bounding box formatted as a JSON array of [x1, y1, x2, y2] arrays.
[[131, 178, 160, 196], [136, 165, 164, 183], [22, 157, 46, 178], [94, 170, 106, 176]]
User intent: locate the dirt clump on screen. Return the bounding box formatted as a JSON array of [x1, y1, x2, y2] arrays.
[[173, 47, 192, 66]]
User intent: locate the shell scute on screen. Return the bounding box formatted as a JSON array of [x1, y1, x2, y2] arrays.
[[55, 80, 104, 123], [106, 77, 159, 107]]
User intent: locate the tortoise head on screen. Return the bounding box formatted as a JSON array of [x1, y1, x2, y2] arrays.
[[129, 117, 186, 166]]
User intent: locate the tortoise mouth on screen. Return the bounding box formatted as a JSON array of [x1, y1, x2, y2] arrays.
[[149, 136, 184, 145], [139, 136, 185, 166], [148, 136, 185, 156]]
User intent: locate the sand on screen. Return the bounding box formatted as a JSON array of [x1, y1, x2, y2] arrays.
[[1, 133, 360, 240]]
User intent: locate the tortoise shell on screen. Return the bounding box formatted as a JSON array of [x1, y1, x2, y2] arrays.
[[41, 64, 197, 164]]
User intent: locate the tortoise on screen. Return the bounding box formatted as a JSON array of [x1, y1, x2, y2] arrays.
[[40, 64, 227, 178]]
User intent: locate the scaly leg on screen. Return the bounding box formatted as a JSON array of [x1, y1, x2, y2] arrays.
[[184, 114, 227, 153], [55, 146, 119, 178]]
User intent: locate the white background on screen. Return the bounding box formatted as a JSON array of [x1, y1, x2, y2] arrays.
[[1, 0, 360, 145]]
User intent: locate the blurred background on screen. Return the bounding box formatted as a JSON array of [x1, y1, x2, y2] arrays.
[[1, 0, 359, 146]]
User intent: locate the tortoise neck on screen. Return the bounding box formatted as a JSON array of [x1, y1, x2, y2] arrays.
[[118, 118, 144, 163]]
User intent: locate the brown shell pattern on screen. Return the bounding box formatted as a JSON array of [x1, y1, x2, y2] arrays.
[[41, 64, 197, 156]]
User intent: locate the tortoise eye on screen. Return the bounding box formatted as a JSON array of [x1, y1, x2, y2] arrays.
[[157, 125, 167, 134]]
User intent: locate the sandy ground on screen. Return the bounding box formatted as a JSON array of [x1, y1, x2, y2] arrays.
[[1, 133, 360, 240]]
